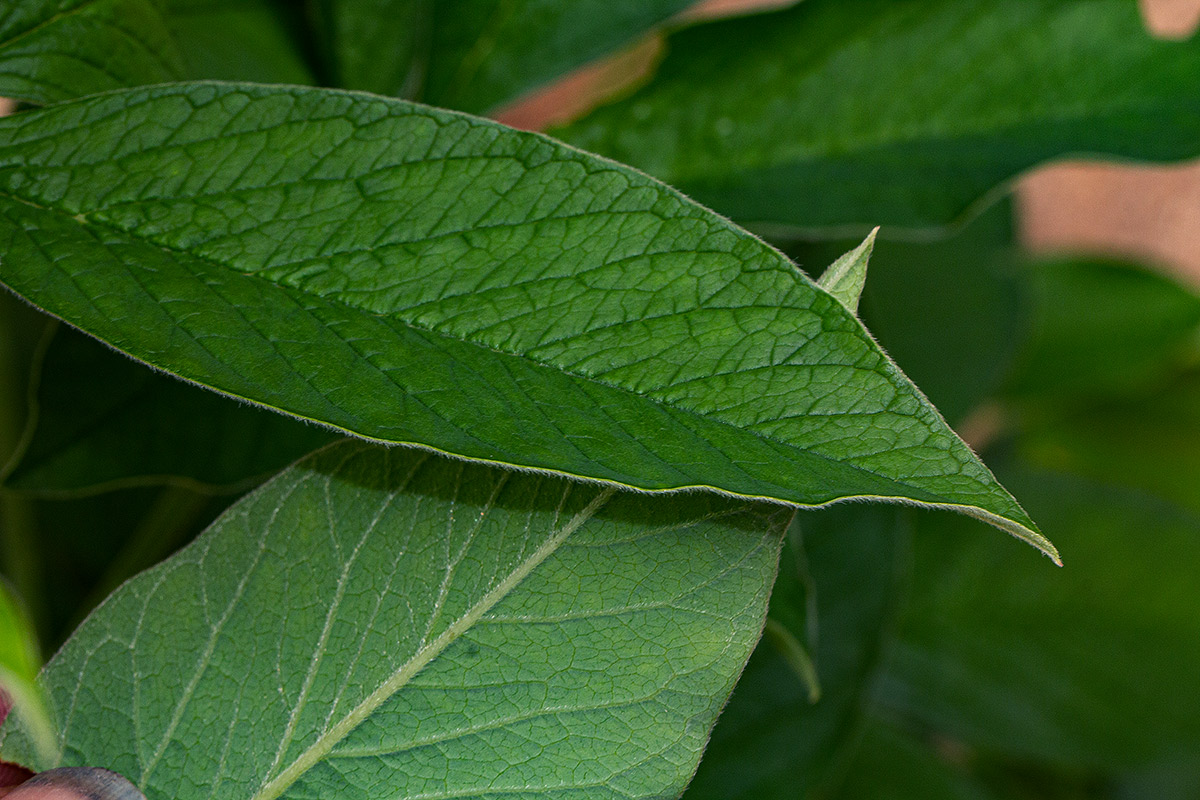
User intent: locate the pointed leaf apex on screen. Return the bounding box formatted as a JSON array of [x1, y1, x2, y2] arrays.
[[818, 226, 879, 314]]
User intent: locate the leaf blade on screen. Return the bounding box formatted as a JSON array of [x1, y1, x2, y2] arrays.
[[1, 442, 788, 800], [0, 83, 1053, 559]]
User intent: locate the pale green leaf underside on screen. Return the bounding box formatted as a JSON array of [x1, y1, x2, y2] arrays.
[[555, 0, 1200, 232], [0, 0, 182, 104], [0, 441, 787, 800], [817, 228, 875, 314], [0, 83, 1052, 560]]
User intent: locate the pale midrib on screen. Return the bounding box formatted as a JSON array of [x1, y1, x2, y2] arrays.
[[247, 486, 616, 800]]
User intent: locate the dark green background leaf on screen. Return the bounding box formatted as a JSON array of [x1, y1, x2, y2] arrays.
[[556, 0, 1200, 232], [6, 325, 335, 495], [0, 0, 182, 104]]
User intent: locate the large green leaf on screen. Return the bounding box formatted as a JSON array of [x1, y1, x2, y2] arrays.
[[0, 441, 787, 800], [0, 0, 182, 104], [0, 83, 1053, 559], [6, 325, 335, 495], [685, 505, 904, 800], [555, 0, 1200, 232]]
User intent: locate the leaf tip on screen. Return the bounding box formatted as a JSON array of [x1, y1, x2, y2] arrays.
[[818, 226, 879, 314]]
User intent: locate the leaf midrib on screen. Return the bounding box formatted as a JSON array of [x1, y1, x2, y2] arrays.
[[0, 185, 989, 515], [247, 485, 615, 800]]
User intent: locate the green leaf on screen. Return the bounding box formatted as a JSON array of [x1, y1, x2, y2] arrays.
[[830, 719, 996, 800], [685, 505, 904, 800], [306, 0, 431, 97], [412, 0, 693, 112], [0, 0, 183, 104], [310, 0, 691, 110], [6, 325, 336, 495], [0, 579, 53, 766], [1020, 369, 1200, 517], [788, 202, 1026, 426], [164, 0, 316, 85], [817, 228, 876, 314], [1005, 258, 1200, 402], [0, 441, 788, 800], [881, 464, 1200, 771], [0, 83, 1053, 559], [554, 0, 1200, 232]]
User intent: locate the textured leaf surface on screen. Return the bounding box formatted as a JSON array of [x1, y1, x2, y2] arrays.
[[555, 0, 1200, 232], [788, 202, 1025, 426], [685, 506, 903, 800], [0, 441, 786, 800], [7, 326, 335, 495], [0, 0, 182, 104], [0, 83, 1052, 557]]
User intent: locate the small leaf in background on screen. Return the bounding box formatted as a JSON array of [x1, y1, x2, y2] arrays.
[[0, 580, 53, 767], [306, 0, 431, 97], [818, 227, 877, 314], [0, 0, 182, 104], [0, 442, 787, 800], [685, 505, 905, 800], [164, 0, 316, 85], [6, 325, 336, 496], [1020, 369, 1200, 517], [555, 0, 1200, 233]]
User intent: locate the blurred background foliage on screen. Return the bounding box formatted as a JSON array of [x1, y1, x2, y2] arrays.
[[3, 0, 1200, 798]]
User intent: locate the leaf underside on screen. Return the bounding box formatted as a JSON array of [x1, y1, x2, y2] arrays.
[[0, 441, 787, 800], [0, 83, 1052, 559]]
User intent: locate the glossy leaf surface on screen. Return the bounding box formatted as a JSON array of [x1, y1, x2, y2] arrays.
[[0, 442, 787, 800], [556, 0, 1200, 232], [0, 83, 1050, 557], [0, 0, 182, 104]]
